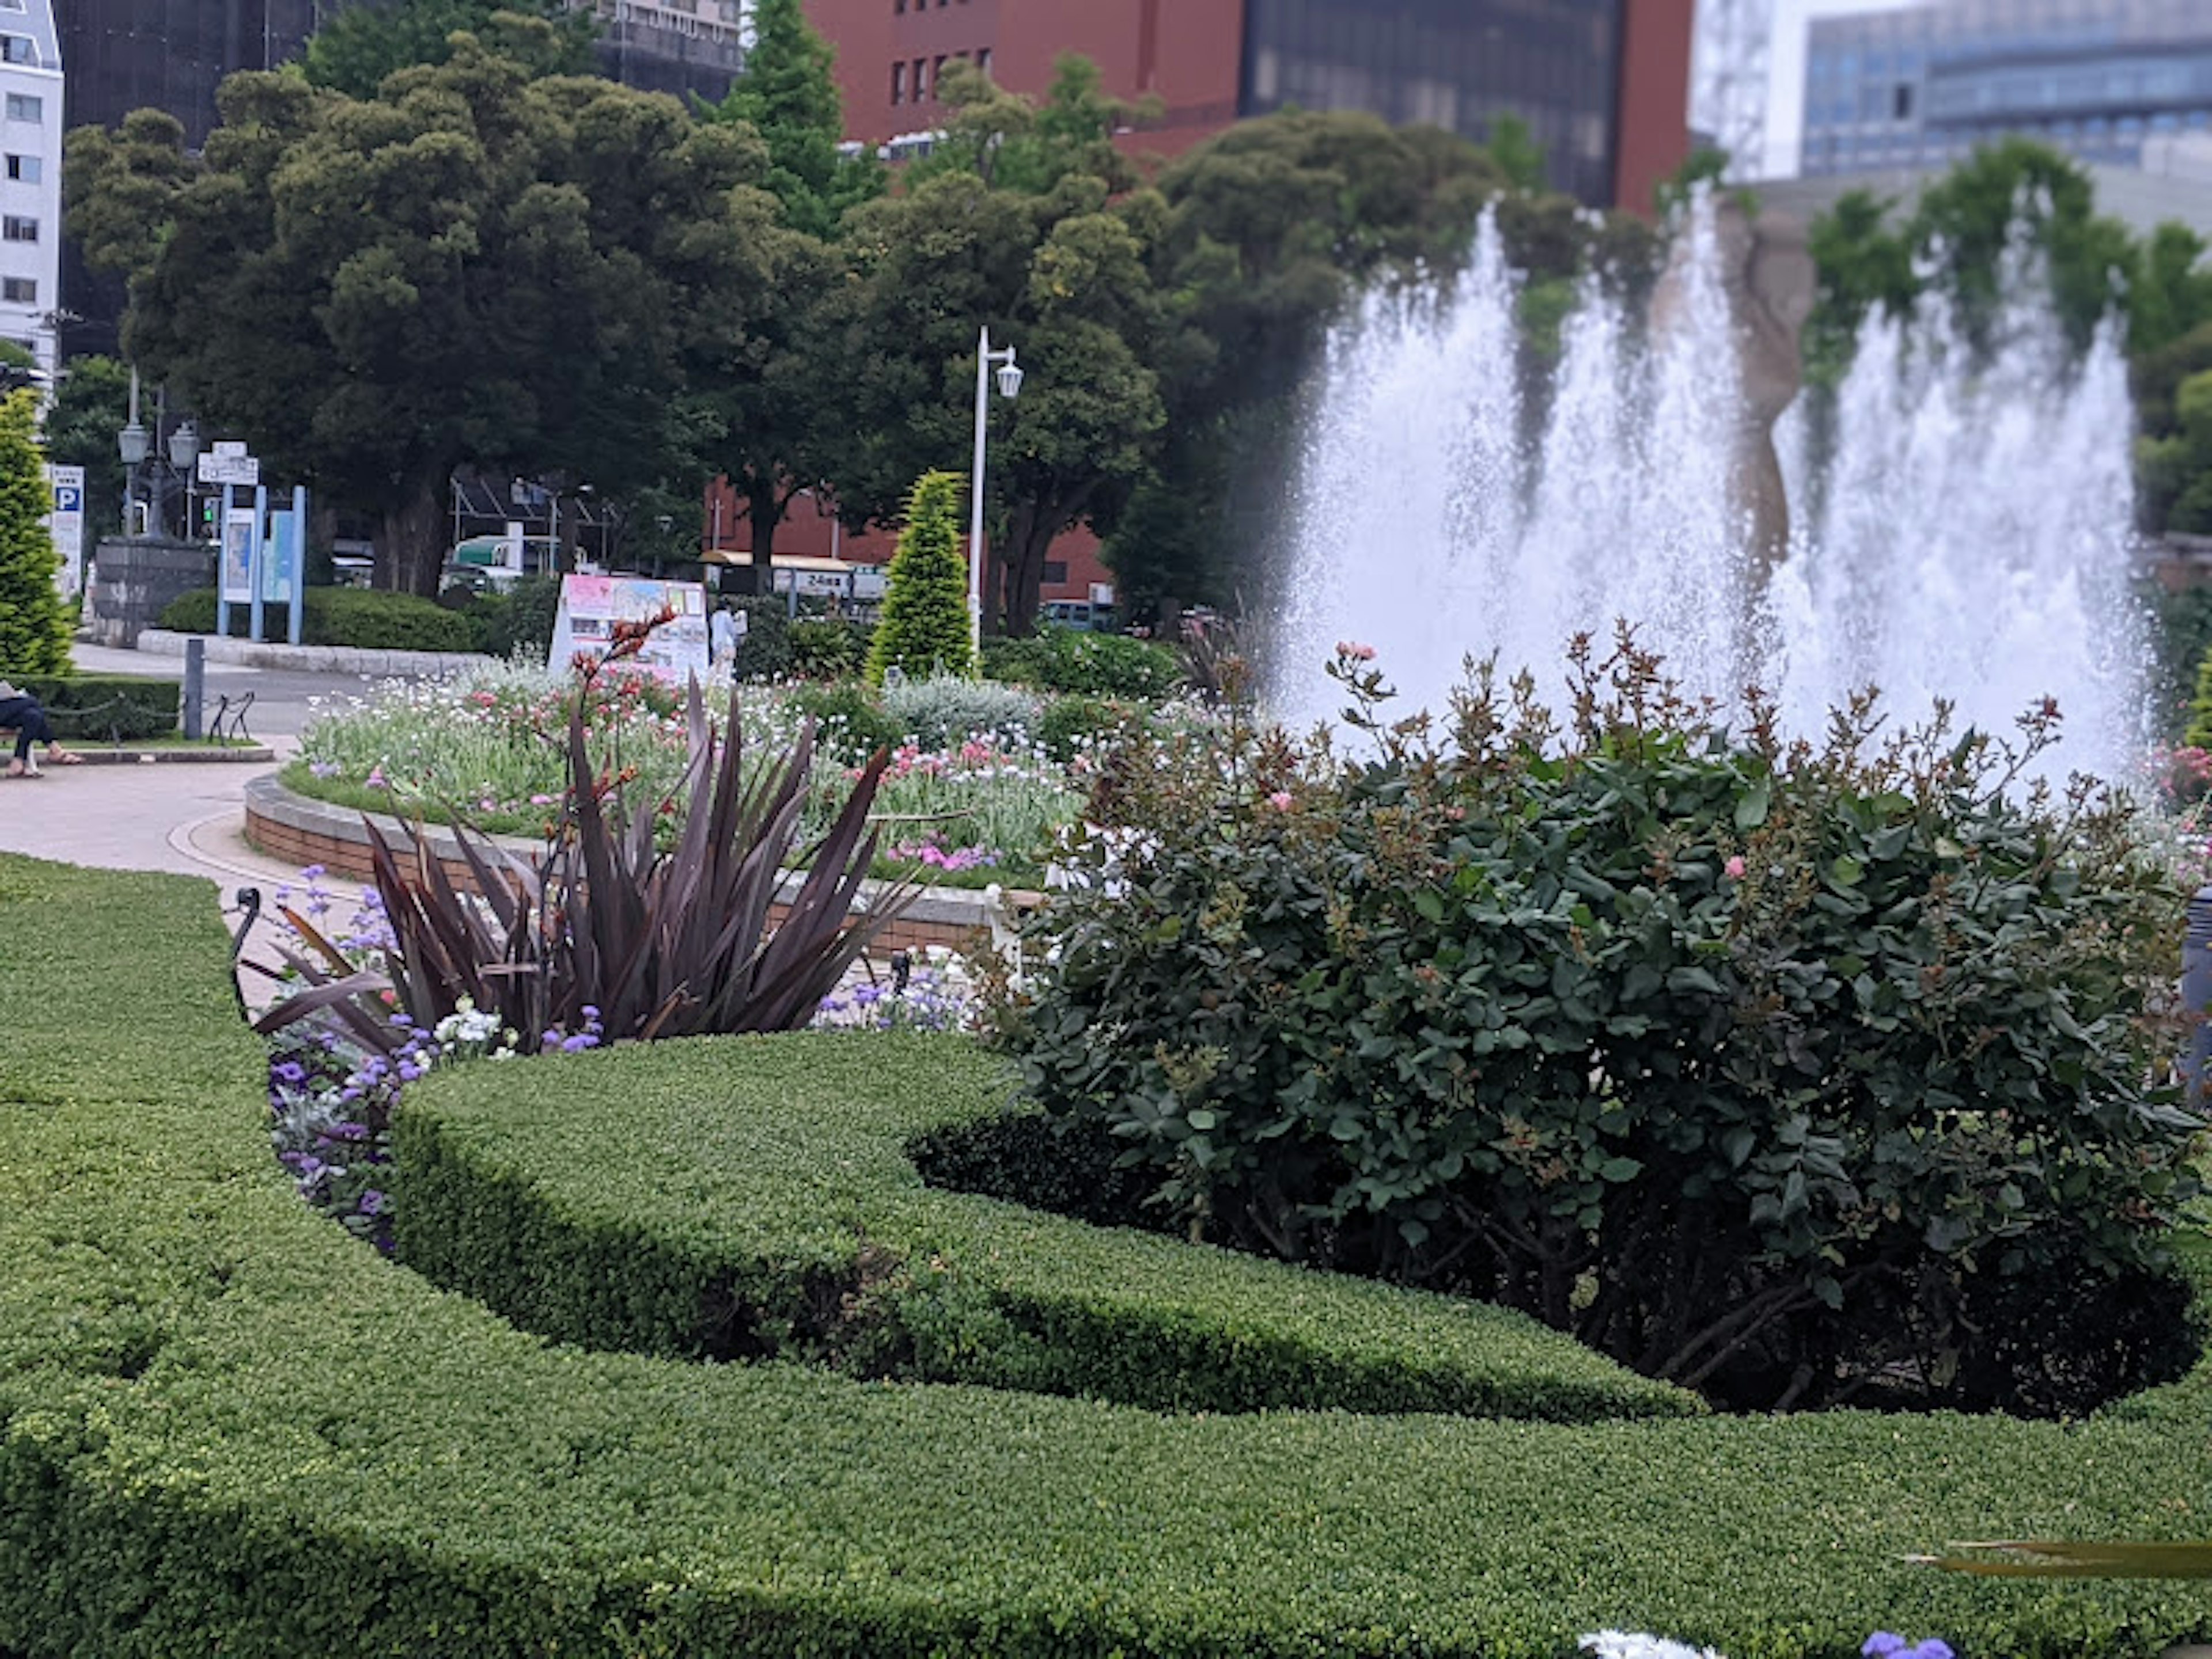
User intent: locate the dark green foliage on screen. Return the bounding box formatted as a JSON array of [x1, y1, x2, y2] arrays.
[[262, 679, 914, 1054], [789, 615, 872, 679], [721, 593, 793, 679], [399, 1033, 1703, 1418], [786, 677, 900, 760], [157, 586, 476, 652], [1035, 692, 1145, 762], [907, 1109, 1161, 1231], [991, 638, 2200, 1413], [0, 389, 69, 675], [12, 675, 179, 743], [38, 355, 131, 543], [868, 472, 972, 683], [983, 626, 1182, 699], [302, 0, 596, 97], [464, 572, 562, 661], [9, 851, 2212, 1657]]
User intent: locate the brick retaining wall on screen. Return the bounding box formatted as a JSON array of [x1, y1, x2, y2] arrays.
[[243, 775, 1018, 957]]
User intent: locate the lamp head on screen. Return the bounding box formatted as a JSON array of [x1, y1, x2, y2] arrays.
[[118, 418, 150, 466], [168, 419, 200, 471], [995, 358, 1024, 400]]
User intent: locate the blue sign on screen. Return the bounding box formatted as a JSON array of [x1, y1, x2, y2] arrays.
[[51, 484, 79, 514], [263, 509, 300, 605]]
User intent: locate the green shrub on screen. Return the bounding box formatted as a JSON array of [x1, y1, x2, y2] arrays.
[[788, 677, 901, 760], [991, 638, 2202, 1414], [397, 1035, 1697, 1419], [868, 472, 972, 683], [1037, 692, 1146, 762], [11, 674, 179, 742], [724, 593, 792, 679], [156, 586, 476, 652], [882, 672, 1043, 748], [789, 615, 873, 679], [6, 851, 2212, 1658], [983, 625, 1183, 699], [0, 388, 69, 675]]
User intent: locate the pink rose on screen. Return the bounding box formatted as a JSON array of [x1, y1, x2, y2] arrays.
[[1335, 640, 1377, 662], [1267, 791, 1294, 810], [1725, 856, 1746, 880]]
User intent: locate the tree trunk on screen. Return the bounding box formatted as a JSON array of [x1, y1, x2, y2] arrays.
[[739, 482, 785, 599], [381, 465, 449, 596], [1002, 489, 1092, 637]]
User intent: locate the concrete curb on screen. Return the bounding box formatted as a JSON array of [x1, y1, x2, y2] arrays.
[[242, 773, 1025, 937], [135, 630, 495, 678], [64, 746, 276, 766]]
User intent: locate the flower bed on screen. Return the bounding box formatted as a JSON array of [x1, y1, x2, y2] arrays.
[[287, 665, 1092, 885]]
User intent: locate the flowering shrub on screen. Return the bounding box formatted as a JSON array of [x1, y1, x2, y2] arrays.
[[881, 672, 1043, 749], [813, 951, 974, 1032], [987, 633, 2203, 1413]]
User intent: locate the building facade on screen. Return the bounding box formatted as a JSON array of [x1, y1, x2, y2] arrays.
[[804, 0, 1694, 211], [1801, 0, 2212, 177], [0, 0, 61, 377]]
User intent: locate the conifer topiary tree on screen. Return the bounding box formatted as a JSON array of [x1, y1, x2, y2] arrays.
[[0, 388, 70, 676], [867, 471, 973, 684]]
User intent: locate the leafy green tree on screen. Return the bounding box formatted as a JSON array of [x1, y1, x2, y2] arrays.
[[60, 109, 200, 302], [0, 388, 71, 674], [1484, 114, 1547, 193], [41, 355, 131, 541], [690, 0, 882, 593], [833, 62, 1171, 636], [303, 0, 594, 97], [695, 0, 880, 241], [866, 471, 971, 683], [71, 23, 781, 594]]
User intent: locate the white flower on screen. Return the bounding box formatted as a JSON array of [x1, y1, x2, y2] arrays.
[[1579, 1633, 1729, 1659]]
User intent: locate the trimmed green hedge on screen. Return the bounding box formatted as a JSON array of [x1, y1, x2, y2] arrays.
[[6, 675, 179, 742], [157, 586, 476, 652], [396, 1040, 1699, 1420], [6, 852, 2212, 1656]]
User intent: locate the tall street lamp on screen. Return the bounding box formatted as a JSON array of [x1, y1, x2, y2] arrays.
[[169, 420, 201, 540], [967, 325, 1022, 657], [117, 368, 149, 535]]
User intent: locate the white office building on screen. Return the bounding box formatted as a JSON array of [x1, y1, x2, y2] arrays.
[[0, 0, 59, 380]]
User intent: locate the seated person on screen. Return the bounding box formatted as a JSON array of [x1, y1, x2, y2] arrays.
[[0, 679, 81, 777]]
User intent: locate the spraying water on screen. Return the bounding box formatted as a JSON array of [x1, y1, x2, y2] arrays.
[[1272, 197, 2147, 780]]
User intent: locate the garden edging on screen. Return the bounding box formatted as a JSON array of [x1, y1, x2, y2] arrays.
[[243, 772, 1025, 956], [135, 628, 494, 677]]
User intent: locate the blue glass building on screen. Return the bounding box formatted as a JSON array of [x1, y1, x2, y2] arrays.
[[1801, 0, 2212, 177]]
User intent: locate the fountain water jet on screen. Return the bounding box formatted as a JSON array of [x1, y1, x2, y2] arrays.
[[1272, 195, 2148, 782]]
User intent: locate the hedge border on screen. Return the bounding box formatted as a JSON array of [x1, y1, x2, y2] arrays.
[[395, 1037, 1702, 1421], [4, 852, 2212, 1658]]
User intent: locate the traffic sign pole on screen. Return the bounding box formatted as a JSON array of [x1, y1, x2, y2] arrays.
[[248, 483, 268, 644]]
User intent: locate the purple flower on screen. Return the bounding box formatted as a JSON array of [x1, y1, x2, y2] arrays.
[[308, 760, 340, 779], [1909, 1645, 1954, 1659], [358, 1190, 385, 1217], [1863, 1638, 1908, 1659]]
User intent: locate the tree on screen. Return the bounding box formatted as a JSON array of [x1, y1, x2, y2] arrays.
[[302, 0, 594, 97], [71, 22, 781, 594], [690, 0, 882, 593], [0, 389, 71, 675], [832, 60, 1172, 636], [40, 355, 131, 542], [866, 471, 971, 683], [695, 0, 880, 241]]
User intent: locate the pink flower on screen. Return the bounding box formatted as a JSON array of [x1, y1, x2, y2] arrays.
[[1267, 790, 1294, 810], [1335, 641, 1377, 662], [364, 766, 388, 791], [1725, 856, 1746, 880]]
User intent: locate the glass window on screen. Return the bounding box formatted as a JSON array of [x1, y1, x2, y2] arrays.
[[0, 34, 35, 66], [2, 215, 35, 242], [891, 60, 904, 104], [4, 153, 36, 183], [1, 276, 32, 302], [977, 47, 991, 74], [3, 93, 39, 122]]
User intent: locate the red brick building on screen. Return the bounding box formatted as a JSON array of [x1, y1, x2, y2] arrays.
[[711, 0, 1694, 611]]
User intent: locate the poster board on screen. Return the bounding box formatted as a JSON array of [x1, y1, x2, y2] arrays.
[[548, 575, 711, 684], [262, 509, 300, 605], [221, 506, 256, 604]]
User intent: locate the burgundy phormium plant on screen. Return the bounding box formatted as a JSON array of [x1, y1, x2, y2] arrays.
[[258, 674, 918, 1053]]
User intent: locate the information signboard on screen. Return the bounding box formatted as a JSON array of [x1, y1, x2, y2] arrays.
[[548, 575, 711, 684], [263, 509, 300, 605], [45, 464, 84, 597], [221, 506, 256, 604]]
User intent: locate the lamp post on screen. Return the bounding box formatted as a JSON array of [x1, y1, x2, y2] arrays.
[[169, 420, 201, 540], [117, 368, 149, 535], [967, 325, 1023, 657]]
